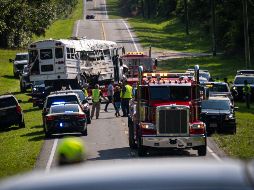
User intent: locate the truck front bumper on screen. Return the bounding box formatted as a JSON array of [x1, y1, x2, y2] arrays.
[[141, 136, 206, 148]]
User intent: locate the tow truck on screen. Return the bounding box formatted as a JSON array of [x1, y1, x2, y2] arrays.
[[128, 65, 207, 156]]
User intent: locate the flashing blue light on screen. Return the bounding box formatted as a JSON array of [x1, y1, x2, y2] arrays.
[[52, 101, 65, 105], [60, 123, 63, 127]]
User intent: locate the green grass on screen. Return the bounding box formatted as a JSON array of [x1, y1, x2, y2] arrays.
[[213, 102, 254, 159], [33, 0, 83, 40], [106, 0, 123, 19], [0, 0, 83, 178], [0, 49, 44, 178], [128, 17, 211, 53], [158, 55, 244, 82]]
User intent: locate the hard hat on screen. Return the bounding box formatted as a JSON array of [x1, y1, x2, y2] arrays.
[[57, 137, 86, 166]]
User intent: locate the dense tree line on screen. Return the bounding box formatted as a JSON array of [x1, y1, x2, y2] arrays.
[[119, 0, 254, 56], [0, 0, 78, 48]]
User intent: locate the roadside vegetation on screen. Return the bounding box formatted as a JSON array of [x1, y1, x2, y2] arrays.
[[0, 0, 83, 178], [107, 0, 254, 159]]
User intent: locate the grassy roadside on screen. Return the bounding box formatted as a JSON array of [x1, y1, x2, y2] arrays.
[[107, 0, 254, 159], [0, 0, 83, 178]]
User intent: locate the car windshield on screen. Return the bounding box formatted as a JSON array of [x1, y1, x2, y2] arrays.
[[46, 95, 79, 108], [74, 90, 86, 101], [50, 104, 79, 114], [150, 86, 191, 101], [0, 97, 17, 108], [206, 84, 229, 92], [15, 54, 28, 61], [202, 100, 230, 110], [199, 72, 210, 80], [34, 81, 44, 85], [234, 77, 254, 84]]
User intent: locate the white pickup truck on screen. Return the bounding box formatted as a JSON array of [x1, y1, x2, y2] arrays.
[[9, 52, 28, 78]]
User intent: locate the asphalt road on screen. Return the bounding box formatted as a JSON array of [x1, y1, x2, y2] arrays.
[[35, 0, 226, 171]]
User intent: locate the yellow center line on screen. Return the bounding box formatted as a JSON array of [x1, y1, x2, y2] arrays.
[[101, 21, 106, 40]]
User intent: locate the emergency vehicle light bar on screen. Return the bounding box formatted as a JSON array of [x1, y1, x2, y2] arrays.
[[143, 72, 190, 78]]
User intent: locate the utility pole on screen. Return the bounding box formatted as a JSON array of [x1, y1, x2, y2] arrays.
[[211, 0, 216, 56], [184, 0, 189, 35], [242, 0, 251, 68]]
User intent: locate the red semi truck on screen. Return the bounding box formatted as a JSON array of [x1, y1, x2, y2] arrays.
[[128, 65, 207, 156]]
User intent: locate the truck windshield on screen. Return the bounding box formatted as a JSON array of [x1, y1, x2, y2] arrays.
[[202, 100, 230, 110], [150, 86, 191, 101]]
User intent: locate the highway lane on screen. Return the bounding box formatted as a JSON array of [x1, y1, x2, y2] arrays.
[[36, 0, 226, 171]]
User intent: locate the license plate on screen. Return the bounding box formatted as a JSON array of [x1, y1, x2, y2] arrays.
[[209, 123, 217, 128]]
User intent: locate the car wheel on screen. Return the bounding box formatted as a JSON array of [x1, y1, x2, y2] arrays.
[[197, 145, 207, 156], [19, 119, 25, 128], [81, 128, 88, 136], [128, 117, 137, 149]]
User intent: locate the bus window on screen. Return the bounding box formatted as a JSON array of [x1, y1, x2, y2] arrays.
[[40, 49, 53, 60], [55, 48, 63, 59], [66, 48, 75, 60]]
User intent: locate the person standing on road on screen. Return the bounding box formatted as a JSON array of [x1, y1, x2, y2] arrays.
[[104, 80, 115, 112], [120, 81, 133, 117], [243, 80, 251, 109], [83, 83, 89, 97], [91, 84, 105, 119], [113, 86, 121, 117]]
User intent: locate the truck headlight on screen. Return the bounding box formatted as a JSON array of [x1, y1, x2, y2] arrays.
[[141, 123, 156, 130]]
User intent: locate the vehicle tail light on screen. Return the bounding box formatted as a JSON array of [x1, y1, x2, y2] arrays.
[[16, 105, 22, 114], [141, 123, 156, 135], [190, 123, 206, 135], [76, 114, 86, 119], [46, 115, 55, 121]]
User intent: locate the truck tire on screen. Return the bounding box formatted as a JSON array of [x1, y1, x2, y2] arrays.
[[137, 136, 147, 157], [197, 145, 207, 156], [128, 117, 137, 149]]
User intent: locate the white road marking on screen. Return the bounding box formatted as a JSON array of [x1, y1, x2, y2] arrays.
[[75, 20, 80, 37], [45, 138, 58, 172], [103, 0, 108, 19], [207, 146, 222, 162], [122, 19, 139, 52], [83, 0, 86, 20]]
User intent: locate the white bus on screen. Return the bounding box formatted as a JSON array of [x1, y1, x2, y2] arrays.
[[28, 38, 122, 89]]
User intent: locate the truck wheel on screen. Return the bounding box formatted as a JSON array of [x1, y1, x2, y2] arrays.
[[128, 117, 137, 149], [137, 137, 147, 157], [197, 145, 207, 156]]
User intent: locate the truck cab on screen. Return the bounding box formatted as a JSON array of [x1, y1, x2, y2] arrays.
[[9, 52, 28, 77], [128, 68, 207, 156]]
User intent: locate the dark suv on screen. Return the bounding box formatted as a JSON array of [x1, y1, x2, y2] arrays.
[[200, 97, 236, 135], [0, 95, 25, 128]]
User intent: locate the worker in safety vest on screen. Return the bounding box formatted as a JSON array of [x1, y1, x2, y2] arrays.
[[120, 81, 133, 117], [243, 80, 251, 109], [91, 84, 105, 119], [57, 137, 86, 166], [83, 83, 89, 97]]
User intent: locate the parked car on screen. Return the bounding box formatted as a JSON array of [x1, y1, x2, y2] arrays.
[[44, 104, 87, 137], [0, 159, 254, 190], [50, 90, 91, 124], [9, 53, 28, 78], [0, 95, 25, 128], [186, 69, 212, 81], [200, 96, 236, 134], [232, 74, 254, 101], [19, 65, 32, 92], [31, 81, 53, 108], [42, 93, 82, 126]]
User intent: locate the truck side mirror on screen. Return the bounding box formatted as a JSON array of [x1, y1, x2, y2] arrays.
[[9, 59, 13, 63]]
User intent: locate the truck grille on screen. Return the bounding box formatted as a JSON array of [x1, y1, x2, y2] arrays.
[[157, 106, 189, 135]]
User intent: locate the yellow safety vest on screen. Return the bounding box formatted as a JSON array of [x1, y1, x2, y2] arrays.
[[243, 84, 251, 95], [92, 89, 100, 102], [83, 89, 88, 97], [121, 84, 133, 99]]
